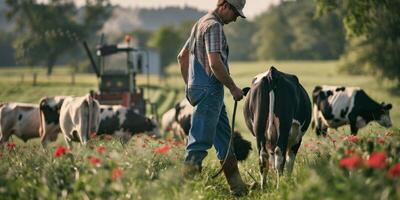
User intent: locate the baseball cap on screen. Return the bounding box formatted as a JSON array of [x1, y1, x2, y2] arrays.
[[226, 0, 246, 18]]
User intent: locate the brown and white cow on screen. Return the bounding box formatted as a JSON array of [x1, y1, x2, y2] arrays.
[[312, 85, 392, 135], [39, 96, 68, 147], [161, 99, 192, 142], [98, 105, 160, 144], [243, 67, 311, 189], [59, 94, 100, 148], [0, 103, 41, 144]]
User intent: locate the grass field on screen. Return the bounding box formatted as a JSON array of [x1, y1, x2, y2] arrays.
[[0, 61, 399, 199]]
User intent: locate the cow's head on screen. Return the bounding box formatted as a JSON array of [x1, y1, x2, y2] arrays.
[[376, 103, 392, 128]]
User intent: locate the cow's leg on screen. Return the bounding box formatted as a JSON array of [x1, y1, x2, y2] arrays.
[[349, 115, 359, 135], [0, 132, 12, 146], [286, 139, 302, 177], [259, 147, 269, 190], [78, 122, 88, 145]]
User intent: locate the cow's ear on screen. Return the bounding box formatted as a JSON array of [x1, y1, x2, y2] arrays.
[[384, 104, 392, 110]]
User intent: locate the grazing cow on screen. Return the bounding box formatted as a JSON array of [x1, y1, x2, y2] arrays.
[[0, 103, 41, 144], [60, 94, 100, 147], [243, 67, 311, 188], [98, 105, 160, 143], [312, 85, 392, 135], [161, 99, 193, 141], [39, 96, 68, 147]]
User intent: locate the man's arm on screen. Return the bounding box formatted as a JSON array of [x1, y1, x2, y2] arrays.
[[177, 46, 189, 85], [208, 52, 243, 101]]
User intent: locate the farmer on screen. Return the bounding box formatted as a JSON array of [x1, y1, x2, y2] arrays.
[[177, 0, 248, 196]]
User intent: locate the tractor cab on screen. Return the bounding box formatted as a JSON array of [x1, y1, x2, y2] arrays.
[[83, 36, 149, 115]]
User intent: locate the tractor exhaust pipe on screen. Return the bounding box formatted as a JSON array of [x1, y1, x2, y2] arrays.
[[82, 41, 100, 77]]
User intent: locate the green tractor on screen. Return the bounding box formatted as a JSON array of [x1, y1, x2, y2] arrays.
[[83, 36, 155, 116]]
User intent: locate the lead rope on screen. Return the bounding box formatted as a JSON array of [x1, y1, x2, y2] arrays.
[[212, 87, 250, 179]]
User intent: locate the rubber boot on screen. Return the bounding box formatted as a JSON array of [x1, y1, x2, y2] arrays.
[[221, 156, 248, 196], [182, 162, 202, 179]]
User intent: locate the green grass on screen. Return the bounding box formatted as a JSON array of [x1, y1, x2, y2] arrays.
[[0, 61, 399, 199]]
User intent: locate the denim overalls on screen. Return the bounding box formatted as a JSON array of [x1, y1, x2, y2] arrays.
[[184, 17, 232, 167]]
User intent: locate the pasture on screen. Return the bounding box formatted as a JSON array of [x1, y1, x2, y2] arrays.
[[0, 61, 399, 199]]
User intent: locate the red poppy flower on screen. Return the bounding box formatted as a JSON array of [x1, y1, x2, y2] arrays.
[[7, 143, 16, 150], [97, 145, 106, 154], [339, 155, 363, 170], [111, 167, 123, 181], [154, 145, 170, 154], [387, 164, 400, 178], [345, 149, 355, 155], [54, 146, 68, 157], [89, 156, 101, 167], [346, 135, 359, 143], [376, 137, 385, 144], [367, 152, 387, 169], [90, 132, 97, 139]]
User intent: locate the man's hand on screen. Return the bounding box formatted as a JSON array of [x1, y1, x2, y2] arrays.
[[230, 86, 244, 101]]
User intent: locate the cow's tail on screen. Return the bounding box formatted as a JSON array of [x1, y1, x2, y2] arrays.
[[38, 98, 46, 138], [267, 89, 276, 142], [233, 131, 252, 161]]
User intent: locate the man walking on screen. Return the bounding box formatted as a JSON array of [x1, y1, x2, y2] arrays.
[[177, 0, 248, 196]]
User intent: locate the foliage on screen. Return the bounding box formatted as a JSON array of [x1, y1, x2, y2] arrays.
[[316, 0, 400, 86], [0, 31, 15, 66], [147, 26, 182, 76], [254, 0, 345, 60], [225, 19, 257, 61], [5, 0, 112, 75]]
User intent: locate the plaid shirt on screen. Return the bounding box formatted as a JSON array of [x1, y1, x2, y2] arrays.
[[183, 11, 229, 75]]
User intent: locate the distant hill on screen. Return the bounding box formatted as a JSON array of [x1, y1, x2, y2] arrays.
[[101, 6, 206, 34], [0, 2, 206, 34]]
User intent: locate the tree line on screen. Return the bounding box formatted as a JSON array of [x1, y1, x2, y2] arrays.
[[0, 0, 398, 85]]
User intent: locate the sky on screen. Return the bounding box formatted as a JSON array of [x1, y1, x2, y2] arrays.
[[46, 0, 281, 19]]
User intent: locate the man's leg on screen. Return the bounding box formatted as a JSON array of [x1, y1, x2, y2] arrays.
[[184, 91, 223, 175]]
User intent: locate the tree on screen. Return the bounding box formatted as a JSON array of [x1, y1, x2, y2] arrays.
[[316, 0, 400, 85], [147, 26, 182, 76], [5, 0, 112, 75], [253, 0, 345, 60], [224, 19, 257, 61]]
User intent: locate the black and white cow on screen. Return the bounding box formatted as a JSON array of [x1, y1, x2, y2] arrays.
[[312, 85, 392, 135], [243, 67, 311, 188], [60, 94, 101, 148], [98, 105, 160, 143], [0, 103, 40, 144], [39, 96, 68, 147]]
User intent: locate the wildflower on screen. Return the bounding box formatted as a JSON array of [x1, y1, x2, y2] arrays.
[[339, 155, 363, 170], [346, 135, 359, 143], [367, 152, 387, 169], [344, 149, 355, 155], [103, 135, 113, 140], [376, 137, 385, 144], [7, 143, 16, 150], [54, 146, 68, 157], [387, 164, 400, 178], [111, 167, 123, 181], [90, 132, 97, 139], [97, 146, 106, 154], [154, 145, 170, 154], [89, 156, 101, 167]]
